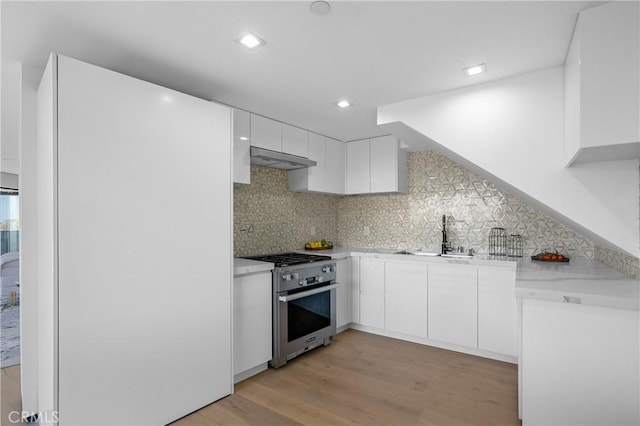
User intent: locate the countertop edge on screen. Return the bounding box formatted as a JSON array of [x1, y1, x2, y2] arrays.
[[296, 247, 518, 268], [233, 258, 274, 276], [515, 286, 639, 311]]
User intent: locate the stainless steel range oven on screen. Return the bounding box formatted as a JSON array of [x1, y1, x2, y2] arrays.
[[242, 252, 337, 368]]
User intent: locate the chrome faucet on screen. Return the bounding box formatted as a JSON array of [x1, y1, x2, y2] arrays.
[[441, 215, 452, 254]]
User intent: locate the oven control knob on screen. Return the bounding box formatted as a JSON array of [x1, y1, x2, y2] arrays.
[[284, 272, 300, 281], [299, 279, 307, 286], [322, 265, 334, 273]]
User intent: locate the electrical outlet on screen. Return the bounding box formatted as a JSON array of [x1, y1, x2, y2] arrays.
[[364, 226, 370, 236], [310, 226, 316, 235]]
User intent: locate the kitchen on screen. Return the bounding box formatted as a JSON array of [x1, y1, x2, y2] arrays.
[[1, 1, 639, 425]]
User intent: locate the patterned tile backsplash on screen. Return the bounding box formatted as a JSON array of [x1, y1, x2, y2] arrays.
[[338, 151, 594, 260], [234, 151, 639, 278], [234, 166, 339, 256], [595, 246, 640, 279]]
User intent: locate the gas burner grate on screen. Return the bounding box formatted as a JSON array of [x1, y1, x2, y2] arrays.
[[242, 252, 332, 267]]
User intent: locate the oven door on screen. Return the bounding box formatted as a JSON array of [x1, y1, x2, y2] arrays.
[[273, 283, 338, 368]]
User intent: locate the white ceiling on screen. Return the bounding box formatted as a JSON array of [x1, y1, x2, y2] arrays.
[[1, 1, 601, 175]]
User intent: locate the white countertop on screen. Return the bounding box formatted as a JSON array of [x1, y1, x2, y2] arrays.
[[298, 246, 517, 268], [236, 247, 639, 310], [233, 258, 274, 277], [515, 257, 639, 310]]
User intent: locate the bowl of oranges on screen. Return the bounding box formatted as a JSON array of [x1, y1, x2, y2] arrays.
[[531, 250, 569, 262]]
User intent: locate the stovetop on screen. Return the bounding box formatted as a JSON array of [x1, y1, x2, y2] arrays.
[[242, 252, 332, 268]]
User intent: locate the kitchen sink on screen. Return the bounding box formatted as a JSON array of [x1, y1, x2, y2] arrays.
[[441, 253, 474, 259], [394, 250, 441, 256]]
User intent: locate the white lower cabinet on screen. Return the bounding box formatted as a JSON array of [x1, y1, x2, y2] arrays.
[[427, 263, 478, 348], [335, 257, 351, 330], [233, 272, 272, 383], [478, 266, 517, 356], [351, 257, 361, 324], [384, 261, 428, 338], [360, 293, 385, 329], [360, 258, 385, 293], [359, 258, 385, 328], [521, 298, 639, 425], [352, 257, 517, 361]]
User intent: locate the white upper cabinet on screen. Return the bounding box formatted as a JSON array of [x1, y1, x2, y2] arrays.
[[306, 132, 326, 191], [233, 109, 251, 184], [325, 137, 345, 194], [371, 135, 407, 193], [346, 138, 371, 194], [288, 133, 345, 194], [282, 123, 309, 158], [564, 1, 640, 166], [250, 114, 282, 152], [346, 136, 407, 195]]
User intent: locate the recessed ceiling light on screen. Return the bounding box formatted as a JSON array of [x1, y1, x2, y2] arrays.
[[337, 100, 351, 108], [310, 1, 331, 16], [239, 33, 265, 49], [463, 63, 487, 76]]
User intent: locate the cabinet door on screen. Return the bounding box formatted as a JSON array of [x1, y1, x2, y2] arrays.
[[325, 137, 345, 194], [359, 258, 385, 294], [478, 266, 517, 356], [359, 258, 384, 329], [522, 298, 639, 426], [385, 261, 428, 338], [360, 293, 385, 329], [351, 257, 360, 324], [282, 124, 308, 158], [234, 273, 272, 375], [428, 263, 478, 347], [233, 109, 250, 184], [346, 139, 370, 194], [307, 132, 326, 191], [250, 114, 281, 151], [370, 135, 398, 193], [335, 258, 351, 329]]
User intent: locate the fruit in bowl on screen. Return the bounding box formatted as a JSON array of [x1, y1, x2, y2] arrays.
[[305, 239, 333, 250], [532, 251, 569, 262]]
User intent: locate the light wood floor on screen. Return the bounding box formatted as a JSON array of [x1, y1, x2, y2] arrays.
[[2, 330, 520, 425], [1, 363, 22, 425]]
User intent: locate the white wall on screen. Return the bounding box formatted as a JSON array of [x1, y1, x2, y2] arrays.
[[378, 67, 639, 257], [2, 60, 22, 175], [19, 63, 42, 418]]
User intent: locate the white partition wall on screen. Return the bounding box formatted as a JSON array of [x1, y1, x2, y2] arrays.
[[36, 54, 58, 425], [34, 54, 232, 425]]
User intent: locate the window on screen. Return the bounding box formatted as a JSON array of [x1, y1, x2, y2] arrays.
[[0, 190, 19, 254]]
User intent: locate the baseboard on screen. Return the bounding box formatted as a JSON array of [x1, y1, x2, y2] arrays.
[[349, 323, 517, 364]]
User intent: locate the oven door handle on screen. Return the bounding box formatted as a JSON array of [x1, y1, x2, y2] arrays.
[[278, 283, 340, 303]]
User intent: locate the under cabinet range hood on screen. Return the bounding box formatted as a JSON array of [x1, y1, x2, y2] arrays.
[[250, 146, 317, 170]]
